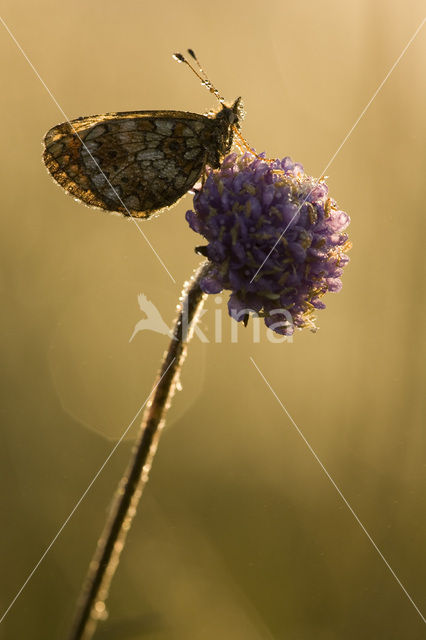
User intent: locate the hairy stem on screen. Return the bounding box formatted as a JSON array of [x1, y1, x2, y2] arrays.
[[68, 261, 209, 640]]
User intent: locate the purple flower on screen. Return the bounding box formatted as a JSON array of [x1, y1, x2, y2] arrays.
[[186, 152, 351, 336]]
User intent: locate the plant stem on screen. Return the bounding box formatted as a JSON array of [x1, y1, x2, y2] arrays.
[[68, 261, 210, 640]]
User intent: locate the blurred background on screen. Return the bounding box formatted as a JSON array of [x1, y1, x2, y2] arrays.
[[1, 1, 425, 638]]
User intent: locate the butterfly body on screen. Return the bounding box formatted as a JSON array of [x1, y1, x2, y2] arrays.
[[43, 98, 242, 218]]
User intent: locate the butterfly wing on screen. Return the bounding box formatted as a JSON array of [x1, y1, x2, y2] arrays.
[[43, 111, 213, 218]]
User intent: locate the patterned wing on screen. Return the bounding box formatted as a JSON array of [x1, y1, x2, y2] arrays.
[[43, 111, 213, 218]]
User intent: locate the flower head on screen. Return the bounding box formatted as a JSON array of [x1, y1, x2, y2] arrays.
[[186, 152, 350, 335]]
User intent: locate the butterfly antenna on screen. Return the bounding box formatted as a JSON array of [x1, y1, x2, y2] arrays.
[[173, 50, 225, 104], [173, 50, 277, 163], [187, 49, 225, 102]]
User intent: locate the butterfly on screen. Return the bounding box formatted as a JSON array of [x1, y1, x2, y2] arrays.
[[43, 51, 243, 219]]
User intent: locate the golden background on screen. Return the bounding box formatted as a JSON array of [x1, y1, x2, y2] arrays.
[[1, 1, 425, 638]]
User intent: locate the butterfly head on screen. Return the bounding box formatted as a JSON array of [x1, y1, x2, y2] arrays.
[[219, 97, 244, 131], [205, 97, 244, 166]]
